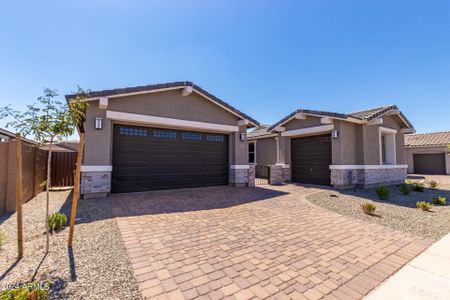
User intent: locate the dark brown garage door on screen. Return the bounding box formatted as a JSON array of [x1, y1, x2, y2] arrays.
[[112, 125, 229, 193], [291, 134, 332, 185], [413, 153, 446, 175]]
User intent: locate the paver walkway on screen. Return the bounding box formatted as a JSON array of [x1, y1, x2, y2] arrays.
[[110, 185, 432, 299]]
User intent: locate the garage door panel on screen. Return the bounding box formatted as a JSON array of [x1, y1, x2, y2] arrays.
[[291, 134, 332, 185], [112, 125, 228, 193], [413, 153, 446, 175]]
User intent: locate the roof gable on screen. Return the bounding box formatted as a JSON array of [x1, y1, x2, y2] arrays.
[[66, 81, 259, 127], [270, 105, 414, 132]]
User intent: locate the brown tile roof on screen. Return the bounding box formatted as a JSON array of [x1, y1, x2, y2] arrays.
[[248, 125, 272, 138], [405, 131, 450, 147], [65, 81, 259, 127], [269, 105, 413, 131]]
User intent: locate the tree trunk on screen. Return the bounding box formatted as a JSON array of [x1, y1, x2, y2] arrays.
[[45, 140, 53, 253]]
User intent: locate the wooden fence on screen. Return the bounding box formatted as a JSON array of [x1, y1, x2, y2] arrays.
[[0, 141, 47, 214], [51, 152, 77, 187]]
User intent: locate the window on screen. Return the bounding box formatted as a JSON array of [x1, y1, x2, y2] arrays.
[[119, 127, 147, 136], [181, 132, 202, 140], [248, 141, 255, 163], [153, 130, 176, 139], [206, 134, 224, 142]]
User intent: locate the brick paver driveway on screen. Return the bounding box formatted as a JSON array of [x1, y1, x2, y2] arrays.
[[110, 185, 431, 300]]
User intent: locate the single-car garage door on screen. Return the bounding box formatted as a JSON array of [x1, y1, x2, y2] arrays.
[[413, 153, 446, 175], [291, 134, 332, 185], [112, 125, 229, 193]]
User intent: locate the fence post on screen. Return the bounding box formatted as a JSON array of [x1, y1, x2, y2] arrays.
[[68, 133, 84, 247], [15, 133, 24, 258]]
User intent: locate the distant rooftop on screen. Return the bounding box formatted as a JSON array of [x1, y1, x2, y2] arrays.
[[405, 131, 450, 147]]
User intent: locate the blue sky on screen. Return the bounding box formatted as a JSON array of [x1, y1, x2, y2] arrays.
[[0, 0, 449, 135]]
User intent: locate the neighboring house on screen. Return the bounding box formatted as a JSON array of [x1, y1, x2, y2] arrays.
[[66, 81, 259, 198], [405, 131, 450, 175], [248, 105, 415, 188], [40, 141, 79, 152]]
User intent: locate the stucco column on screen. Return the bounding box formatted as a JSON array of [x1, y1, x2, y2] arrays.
[[229, 125, 255, 187], [446, 150, 450, 175], [274, 133, 290, 183]]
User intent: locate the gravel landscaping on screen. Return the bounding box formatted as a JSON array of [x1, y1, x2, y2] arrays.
[[0, 190, 141, 299], [306, 182, 450, 240]]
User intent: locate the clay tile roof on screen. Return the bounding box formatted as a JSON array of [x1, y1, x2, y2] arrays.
[[405, 131, 450, 147], [348, 105, 397, 120], [248, 125, 272, 138], [65, 81, 259, 127]]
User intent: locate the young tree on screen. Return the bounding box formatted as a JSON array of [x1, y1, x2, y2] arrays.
[[0, 87, 87, 253]]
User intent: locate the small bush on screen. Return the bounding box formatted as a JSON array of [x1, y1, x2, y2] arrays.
[[432, 197, 447, 205], [0, 229, 5, 248], [412, 182, 425, 192], [376, 186, 391, 200], [405, 179, 415, 185], [416, 201, 432, 211], [48, 212, 67, 232], [361, 202, 377, 215], [428, 180, 438, 189], [399, 184, 411, 196]]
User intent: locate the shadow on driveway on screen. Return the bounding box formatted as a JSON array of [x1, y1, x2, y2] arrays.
[[109, 185, 290, 218]]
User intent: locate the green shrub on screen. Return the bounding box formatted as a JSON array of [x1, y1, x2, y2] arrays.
[[405, 179, 415, 185], [428, 180, 438, 189], [47, 212, 67, 232], [432, 197, 447, 205], [0, 281, 49, 300], [412, 182, 425, 192], [376, 186, 391, 200], [399, 184, 411, 196], [0, 229, 4, 248], [361, 202, 377, 215], [416, 201, 432, 211]]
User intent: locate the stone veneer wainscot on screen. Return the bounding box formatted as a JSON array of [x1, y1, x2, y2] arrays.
[[330, 165, 407, 188]]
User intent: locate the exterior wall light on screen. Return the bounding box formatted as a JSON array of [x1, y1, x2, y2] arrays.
[[331, 129, 339, 139], [95, 117, 103, 130], [240, 132, 246, 142]]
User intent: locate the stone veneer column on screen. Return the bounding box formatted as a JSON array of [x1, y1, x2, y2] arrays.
[[269, 165, 283, 185], [81, 171, 111, 197], [229, 165, 255, 187]]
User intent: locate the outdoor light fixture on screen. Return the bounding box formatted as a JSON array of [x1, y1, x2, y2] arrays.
[[331, 129, 339, 139], [240, 132, 246, 142], [95, 117, 103, 130]]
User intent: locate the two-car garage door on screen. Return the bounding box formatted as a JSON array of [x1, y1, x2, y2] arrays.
[[413, 153, 446, 175], [112, 125, 228, 193]]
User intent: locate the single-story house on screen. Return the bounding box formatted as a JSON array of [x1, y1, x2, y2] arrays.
[[66, 81, 259, 198], [248, 105, 415, 188], [405, 131, 450, 175]]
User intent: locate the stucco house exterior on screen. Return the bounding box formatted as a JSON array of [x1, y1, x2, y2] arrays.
[[405, 131, 450, 175], [248, 105, 415, 188], [66, 82, 259, 198]]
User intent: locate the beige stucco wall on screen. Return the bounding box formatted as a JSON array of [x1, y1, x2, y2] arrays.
[[254, 137, 277, 166], [405, 145, 450, 174], [332, 121, 359, 165], [108, 90, 238, 125], [83, 89, 247, 167], [284, 116, 323, 131]]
